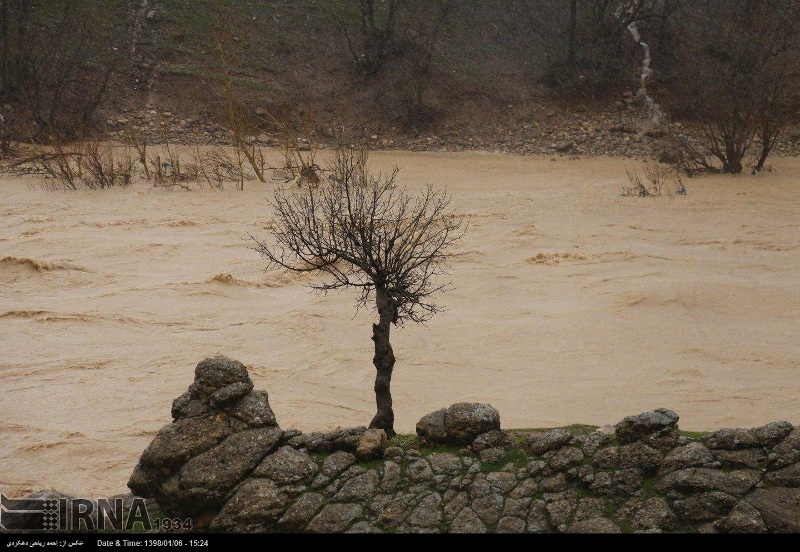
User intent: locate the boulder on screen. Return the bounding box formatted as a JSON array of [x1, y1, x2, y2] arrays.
[[632, 497, 677, 531], [746, 488, 800, 533], [226, 391, 277, 428], [192, 356, 252, 396], [614, 408, 679, 444], [416, 409, 447, 443], [715, 501, 768, 533], [306, 503, 363, 533], [764, 463, 800, 487], [178, 427, 283, 493], [659, 442, 716, 474], [656, 468, 760, 496], [138, 414, 241, 470], [253, 445, 319, 484], [472, 430, 509, 452], [444, 403, 501, 445], [771, 428, 800, 468], [712, 448, 765, 469], [618, 442, 662, 474], [547, 446, 585, 471], [276, 493, 325, 532], [356, 429, 387, 461], [321, 451, 356, 478], [525, 429, 573, 456], [208, 479, 290, 532], [673, 492, 738, 522], [702, 428, 760, 450], [754, 421, 794, 447], [299, 427, 367, 453]]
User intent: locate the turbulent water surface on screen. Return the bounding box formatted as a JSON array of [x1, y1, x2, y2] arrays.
[[1, 151, 799, 497]]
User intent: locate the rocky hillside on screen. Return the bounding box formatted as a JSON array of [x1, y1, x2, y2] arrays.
[[121, 357, 800, 533]]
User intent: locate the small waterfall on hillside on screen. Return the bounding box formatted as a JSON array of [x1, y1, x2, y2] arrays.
[[623, 16, 664, 123]]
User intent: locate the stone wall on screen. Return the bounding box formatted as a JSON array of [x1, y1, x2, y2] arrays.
[[128, 357, 800, 533]]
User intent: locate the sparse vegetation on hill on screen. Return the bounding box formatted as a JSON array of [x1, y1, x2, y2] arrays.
[[2, 1, 800, 171]]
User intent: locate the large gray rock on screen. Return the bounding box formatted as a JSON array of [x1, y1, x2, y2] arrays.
[[496, 516, 526, 533], [771, 428, 800, 468], [429, 453, 463, 475], [715, 501, 768, 533], [472, 492, 504, 525], [472, 430, 509, 452], [407, 493, 442, 528], [225, 391, 277, 428], [444, 403, 501, 445], [703, 421, 794, 450], [746, 488, 800, 533], [573, 431, 610, 456], [450, 507, 486, 533], [754, 421, 794, 447], [656, 468, 760, 496], [333, 470, 379, 501], [547, 446, 585, 471], [618, 442, 662, 474], [299, 427, 367, 453], [253, 445, 318, 484], [416, 409, 447, 443], [764, 462, 800, 487], [592, 446, 620, 469], [138, 414, 241, 469], [208, 479, 290, 532], [673, 492, 738, 522], [702, 428, 760, 450], [356, 429, 386, 461], [525, 429, 573, 456], [178, 427, 283, 494], [615, 408, 679, 444], [632, 497, 676, 531], [712, 448, 765, 469], [192, 356, 253, 398], [306, 503, 363, 533], [276, 493, 324, 532], [659, 442, 716, 474], [527, 499, 551, 533], [321, 451, 356, 478]]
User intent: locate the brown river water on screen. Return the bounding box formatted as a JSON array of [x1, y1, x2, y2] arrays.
[[1, 151, 798, 497]]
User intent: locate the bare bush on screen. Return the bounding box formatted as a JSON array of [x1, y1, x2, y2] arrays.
[[0, 2, 119, 141], [622, 161, 686, 197], [336, 0, 405, 76], [666, 0, 800, 174], [14, 140, 133, 190], [252, 142, 467, 436], [537, 0, 684, 96]]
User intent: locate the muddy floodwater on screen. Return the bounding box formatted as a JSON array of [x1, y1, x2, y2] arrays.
[[1, 151, 798, 497]]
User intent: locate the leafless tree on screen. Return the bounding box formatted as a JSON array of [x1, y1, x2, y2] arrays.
[[0, 1, 119, 141], [667, 0, 800, 174], [336, 0, 405, 76], [251, 146, 466, 436]]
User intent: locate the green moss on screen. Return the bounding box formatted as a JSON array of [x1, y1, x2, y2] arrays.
[[387, 434, 418, 449], [357, 459, 383, 470], [640, 476, 659, 499], [678, 430, 708, 441], [308, 451, 329, 463], [421, 444, 462, 456], [480, 448, 528, 473]]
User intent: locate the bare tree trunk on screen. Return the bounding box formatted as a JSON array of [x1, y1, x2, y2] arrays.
[[370, 285, 396, 437], [1, 0, 8, 94], [567, 0, 577, 68]]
